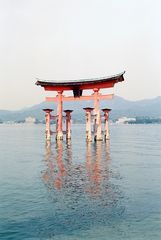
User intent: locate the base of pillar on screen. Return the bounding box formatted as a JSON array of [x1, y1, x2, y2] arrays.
[[66, 136, 71, 140], [46, 134, 51, 141], [66, 131, 71, 139], [56, 131, 63, 140], [105, 135, 110, 140], [86, 137, 92, 142], [94, 136, 103, 141]]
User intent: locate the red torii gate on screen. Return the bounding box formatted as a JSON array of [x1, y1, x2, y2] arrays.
[[36, 71, 125, 141]]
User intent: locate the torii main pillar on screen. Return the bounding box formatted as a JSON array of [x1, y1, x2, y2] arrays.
[[93, 88, 102, 141], [56, 91, 63, 140]]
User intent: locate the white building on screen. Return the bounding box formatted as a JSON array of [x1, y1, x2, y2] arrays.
[[25, 116, 36, 124], [116, 117, 136, 124]]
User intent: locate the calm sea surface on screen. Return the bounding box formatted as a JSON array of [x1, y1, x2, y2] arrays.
[[0, 124, 161, 240]]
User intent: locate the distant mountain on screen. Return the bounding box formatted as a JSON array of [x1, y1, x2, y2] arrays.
[[0, 96, 161, 122]]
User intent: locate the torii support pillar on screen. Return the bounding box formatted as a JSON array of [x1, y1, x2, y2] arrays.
[[64, 110, 73, 140], [102, 108, 111, 140], [43, 109, 53, 141], [93, 88, 102, 141], [83, 107, 94, 142], [56, 91, 63, 140]]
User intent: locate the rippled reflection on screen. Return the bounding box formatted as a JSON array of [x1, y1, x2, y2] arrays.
[[86, 142, 106, 196], [41, 138, 125, 236], [42, 140, 113, 199]]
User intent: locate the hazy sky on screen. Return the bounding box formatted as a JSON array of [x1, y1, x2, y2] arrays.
[[0, 0, 161, 110]]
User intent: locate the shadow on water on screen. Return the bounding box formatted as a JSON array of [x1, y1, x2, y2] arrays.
[[40, 140, 125, 238]]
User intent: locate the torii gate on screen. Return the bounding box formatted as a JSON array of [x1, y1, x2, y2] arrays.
[[36, 71, 125, 141]]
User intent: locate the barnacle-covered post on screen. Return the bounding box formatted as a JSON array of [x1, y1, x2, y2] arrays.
[[102, 108, 111, 140], [83, 107, 94, 142], [43, 109, 53, 141]]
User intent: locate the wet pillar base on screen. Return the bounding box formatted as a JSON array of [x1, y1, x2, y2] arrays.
[[56, 131, 63, 140]]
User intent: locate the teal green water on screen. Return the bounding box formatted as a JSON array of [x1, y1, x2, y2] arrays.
[[0, 124, 161, 240]]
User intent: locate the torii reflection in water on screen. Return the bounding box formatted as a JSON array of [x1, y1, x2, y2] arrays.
[[85, 141, 111, 196], [42, 140, 111, 197]]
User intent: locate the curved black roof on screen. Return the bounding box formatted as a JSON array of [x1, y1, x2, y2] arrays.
[[36, 71, 125, 87]]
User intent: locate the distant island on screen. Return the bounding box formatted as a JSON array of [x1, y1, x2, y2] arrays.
[[0, 96, 161, 124]]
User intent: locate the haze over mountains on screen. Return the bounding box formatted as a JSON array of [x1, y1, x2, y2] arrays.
[[0, 96, 161, 122]]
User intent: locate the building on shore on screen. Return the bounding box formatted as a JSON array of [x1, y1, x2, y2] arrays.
[[116, 117, 136, 124], [25, 116, 36, 124]]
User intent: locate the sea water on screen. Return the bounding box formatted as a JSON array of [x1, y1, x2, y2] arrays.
[[0, 124, 161, 240]]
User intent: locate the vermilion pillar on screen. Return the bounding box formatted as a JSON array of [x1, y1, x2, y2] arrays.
[[93, 88, 102, 141], [83, 107, 94, 142], [43, 109, 53, 141], [102, 108, 111, 140], [56, 91, 63, 140], [64, 110, 73, 139]]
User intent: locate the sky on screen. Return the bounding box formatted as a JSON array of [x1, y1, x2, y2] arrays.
[[0, 0, 161, 110]]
